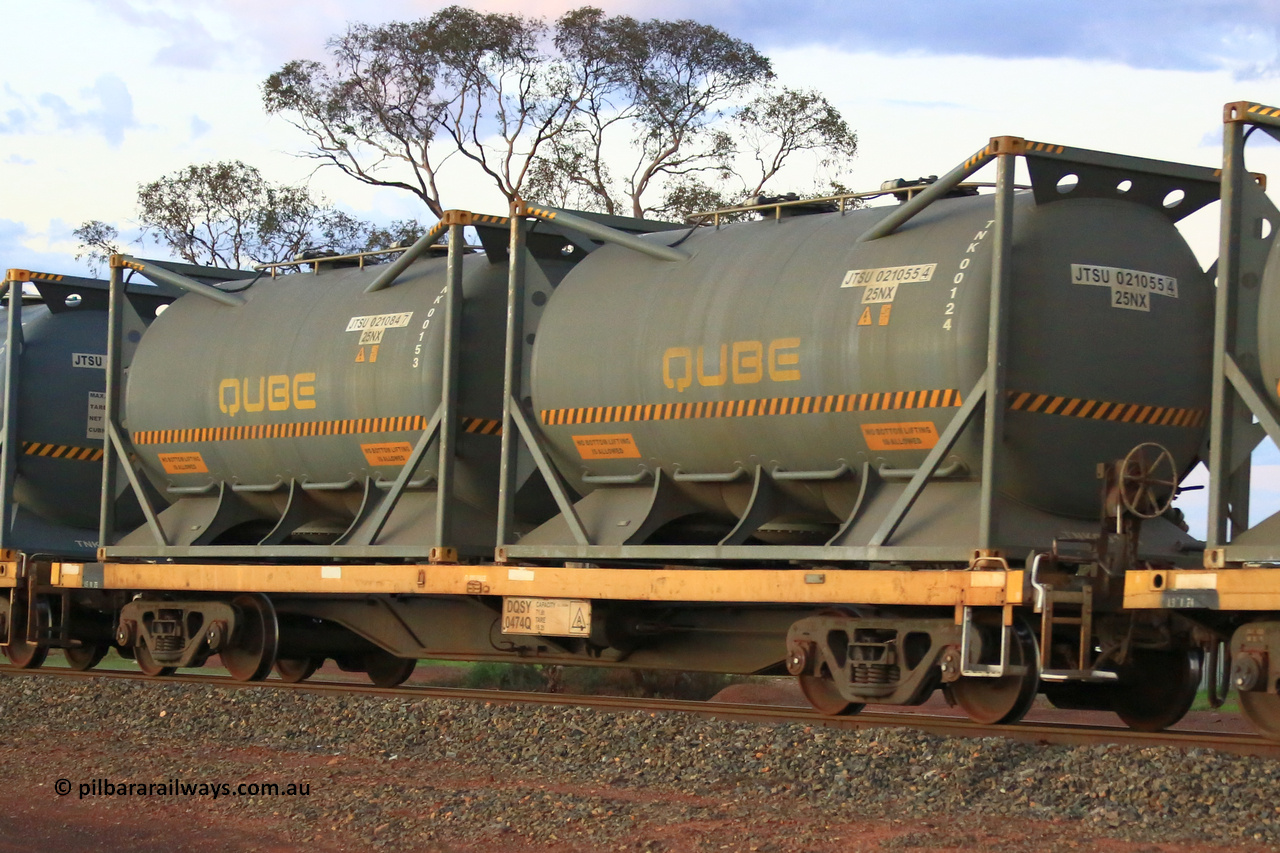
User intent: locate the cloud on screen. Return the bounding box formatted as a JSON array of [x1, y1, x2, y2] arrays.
[[99, 0, 1274, 84], [97, 0, 234, 69], [30, 75, 139, 147], [5, 154, 35, 166], [0, 108, 30, 134], [190, 115, 212, 138], [643, 0, 1279, 79], [0, 219, 82, 276], [0, 84, 36, 134]]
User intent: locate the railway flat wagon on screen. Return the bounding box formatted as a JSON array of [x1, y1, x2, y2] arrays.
[[7, 102, 1280, 740]]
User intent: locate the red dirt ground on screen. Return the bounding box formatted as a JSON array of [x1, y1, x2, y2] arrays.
[[0, 662, 1261, 852]]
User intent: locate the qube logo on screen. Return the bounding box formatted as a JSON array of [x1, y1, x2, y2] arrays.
[[662, 338, 801, 393], [218, 374, 317, 417]]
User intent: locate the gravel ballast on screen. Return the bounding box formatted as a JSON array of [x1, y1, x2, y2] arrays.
[[1, 674, 1277, 851]]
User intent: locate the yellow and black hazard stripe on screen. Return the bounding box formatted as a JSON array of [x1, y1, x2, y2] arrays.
[[20, 441, 104, 461], [1006, 391, 1206, 428], [963, 145, 993, 171], [28, 271, 65, 282], [541, 387, 1208, 430], [463, 416, 503, 435], [541, 388, 964, 426], [132, 415, 501, 446], [1247, 104, 1280, 119], [1023, 141, 1066, 155]]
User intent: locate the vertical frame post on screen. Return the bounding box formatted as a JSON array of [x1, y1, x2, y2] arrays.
[[0, 270, 26, 550], [433, 221, 465, 549], [978, 151, 1017, 550], [496, 207, 528, 548], [98, 257, 126, 550], [1207, 118, 1247, 549]]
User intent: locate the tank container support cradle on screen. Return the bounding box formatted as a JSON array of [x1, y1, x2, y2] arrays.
[[1167, 102, 1280, 741], [1203, 102, 1280, 569], [1129, 103, 1280, 721], [493, 204, 697, 554], [0, 268, 26, 552], [96, 228, 471, 562], [0, 270, 25, 648], [491, 139, 1221, 568]]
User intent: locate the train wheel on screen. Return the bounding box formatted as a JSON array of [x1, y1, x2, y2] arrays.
[[364, 650, 416, 688], [1239, 692, 1280, 741], [798, 674, 865, 716], [222, 594, 279, 682], [950, 622, 1039, 725], [64, 644, 108, 671], [4, 597, 48, 669], [1112, 648, 1202, 732], [135, 643, 175, 677], [275, 657, 321, 683]]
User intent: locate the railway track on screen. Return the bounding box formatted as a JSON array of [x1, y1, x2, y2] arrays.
[[3, 664, 1276, 759]]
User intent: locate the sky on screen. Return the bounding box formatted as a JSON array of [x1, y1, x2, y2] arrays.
[[2, 0, 1279, 536]]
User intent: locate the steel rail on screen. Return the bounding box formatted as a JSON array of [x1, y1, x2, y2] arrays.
[[1, 665, 1274, 758]]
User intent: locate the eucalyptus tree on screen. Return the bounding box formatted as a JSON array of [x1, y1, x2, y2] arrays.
[[76, 160, 423, 270], [264, 6, 859, 221]]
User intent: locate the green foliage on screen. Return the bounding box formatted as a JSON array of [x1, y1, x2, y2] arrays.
[[72, 220, 121, 277], [125, 160, 420, 269], [461, 662, 553, 692], [264, 6, 588, 218], [266, 6, 858, 221], [456, 662, 741, 699], [735, 87, 860, 198]]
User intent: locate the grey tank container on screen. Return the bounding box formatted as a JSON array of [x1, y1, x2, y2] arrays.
[[0, 276, 176, 556], [524, 192, 1211, 553], [122, 253, 513, 553]]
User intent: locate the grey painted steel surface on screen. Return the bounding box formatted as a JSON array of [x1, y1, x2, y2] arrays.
[[0, 293, 24, 551], [1212, 102, 1280, 559], [123, 254, 511, 549], [0, 275, 170, 555], [4, 302, 107, 529], [529, 191, 1212, 540]]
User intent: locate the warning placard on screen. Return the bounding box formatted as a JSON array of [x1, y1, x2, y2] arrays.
[[860, 421, 940, 451], [361, 441, 413, 467], [157, 452, 209, 474], [86, 391, 105, 440], [501, 597, 591, 637], [572, 433, 641, 460]]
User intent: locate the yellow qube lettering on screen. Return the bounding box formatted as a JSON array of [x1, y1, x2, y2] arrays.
[[293, 373, 316, 409], [731, 341, 764, 385], [217, 379, 240, 417], [696, 345, 728, 387], [663, 338, 801, 392], [768, 338, 801, 382], [267, 375, 290, 411], [662, 347, 692, 392], [216, 373, 318, 417], [243, 377, 266, 413]]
